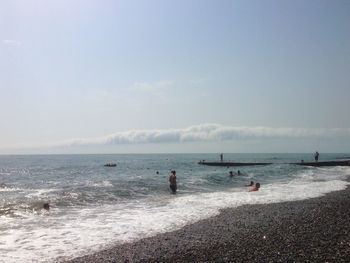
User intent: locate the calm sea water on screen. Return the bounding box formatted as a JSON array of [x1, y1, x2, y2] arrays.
[[0, 153, 349, 262]]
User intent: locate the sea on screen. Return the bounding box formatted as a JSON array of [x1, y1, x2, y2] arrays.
[[0, 153, 349, 262]]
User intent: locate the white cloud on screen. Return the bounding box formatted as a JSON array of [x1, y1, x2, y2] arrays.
[[58, 124, 350, 147], [3, 124, 350, 152], [2, 39, 22, 47]]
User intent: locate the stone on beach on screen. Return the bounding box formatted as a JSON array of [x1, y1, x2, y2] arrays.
[[66, 185, 350, 263]]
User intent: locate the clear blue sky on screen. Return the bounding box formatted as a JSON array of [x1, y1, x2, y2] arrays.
[[1, 0, 350, 153]]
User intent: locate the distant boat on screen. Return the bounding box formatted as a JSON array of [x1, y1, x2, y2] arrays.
[[104, 163, 117, 167], [198, 160, 272, 167]]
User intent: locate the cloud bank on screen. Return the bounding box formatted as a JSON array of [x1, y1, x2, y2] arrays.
[[58, 124, 350, 147]]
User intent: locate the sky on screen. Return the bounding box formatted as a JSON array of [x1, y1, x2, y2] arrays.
[[1, 0, 350, 154]]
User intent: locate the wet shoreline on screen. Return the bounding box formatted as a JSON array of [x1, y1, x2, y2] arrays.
[[65, 184, 350, 262]]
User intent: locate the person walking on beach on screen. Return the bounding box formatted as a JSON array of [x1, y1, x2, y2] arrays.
[[314, 151, 319, 162], [169, 170, 177, 194]]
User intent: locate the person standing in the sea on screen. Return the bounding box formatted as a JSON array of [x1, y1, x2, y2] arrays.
[[314, 151, 319, 162], [169, 170, 177, 194], [220, 153, 223, 162]]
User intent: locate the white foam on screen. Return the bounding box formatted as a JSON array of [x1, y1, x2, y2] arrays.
[[0, 187, 22, 192], [25, 188, 59, 198], [0, 178, 348, 263], [89, 180, 114, 188]]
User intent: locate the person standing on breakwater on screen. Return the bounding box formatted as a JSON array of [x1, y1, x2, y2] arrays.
[[169, 170, 177, 194], [314, 151, 319, 162]]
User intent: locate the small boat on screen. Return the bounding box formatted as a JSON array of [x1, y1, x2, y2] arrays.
[[104, 163, 117, 167]]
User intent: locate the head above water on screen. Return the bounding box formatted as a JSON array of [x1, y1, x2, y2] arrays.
[[255, 183, 260, 189], [43, 203, 50, 211]]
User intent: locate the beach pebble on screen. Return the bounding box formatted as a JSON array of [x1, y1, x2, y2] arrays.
[[66, 186, 350, 263]]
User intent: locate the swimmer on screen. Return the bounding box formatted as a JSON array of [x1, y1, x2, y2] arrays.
[[245, 181, 254, 187], [249, 182, 260, 192], [43, 203, 50, 211]]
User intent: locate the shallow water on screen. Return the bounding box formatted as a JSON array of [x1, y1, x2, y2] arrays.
[[0, 153, 349, 262]]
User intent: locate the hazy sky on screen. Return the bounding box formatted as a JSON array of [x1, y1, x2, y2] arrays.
[[1, 0, 350, 154]]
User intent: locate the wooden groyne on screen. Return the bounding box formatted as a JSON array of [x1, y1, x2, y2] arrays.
[[198, 160, 350, 167], [292, 160, 350, 167], [198, 161, 272, 167]]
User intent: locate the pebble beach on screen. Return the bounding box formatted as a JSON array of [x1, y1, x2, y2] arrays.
[[66, 184, 350, 263]]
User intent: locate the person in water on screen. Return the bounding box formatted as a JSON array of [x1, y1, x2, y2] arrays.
[[229, 170, 242, 177], [169, 170, 177, 194], [249, 182, 260, 192], [43, 203, 50, 211], [314, 151, 319, 162], [245, 181, 254, 187]]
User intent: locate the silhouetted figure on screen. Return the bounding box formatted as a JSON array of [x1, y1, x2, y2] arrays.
[[314, 151, 319, 162], [220, 153, 223, 162], [156, 171, 159, 175], [229, 171, 234, 177], [43, 203, 50, 211], [237, 170, 241, 175], [169, 170, 177, 194]]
